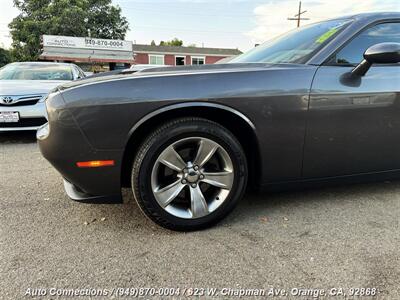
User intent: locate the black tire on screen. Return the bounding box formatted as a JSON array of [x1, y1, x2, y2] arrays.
[[131, 117, 248, 231]]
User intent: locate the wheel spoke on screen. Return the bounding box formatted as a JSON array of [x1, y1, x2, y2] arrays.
[[152, 136, 235, 220], [202, 170, 234, 190], [157, 146, 186, 172], [193, 139, 219, 168], [154, 179, 185, 208], [189, 185, 209, 218]]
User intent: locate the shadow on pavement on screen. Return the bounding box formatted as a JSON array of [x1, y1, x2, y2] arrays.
[[0, 131, 37, 144], [100, 179, 399, 232], [241, 179, 399, 209]]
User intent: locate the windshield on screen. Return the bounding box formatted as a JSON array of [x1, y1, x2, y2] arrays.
[[0, 64, 74, 80], [231, 19, 352, 64]]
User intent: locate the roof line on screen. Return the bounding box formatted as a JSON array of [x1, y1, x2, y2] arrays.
[[134, 50, 237, 57]]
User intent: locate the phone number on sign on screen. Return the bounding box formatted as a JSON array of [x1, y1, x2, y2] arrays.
[[84, 38, 124, 48]]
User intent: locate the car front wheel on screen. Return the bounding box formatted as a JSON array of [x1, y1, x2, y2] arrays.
[[131, 117, 248, 231]]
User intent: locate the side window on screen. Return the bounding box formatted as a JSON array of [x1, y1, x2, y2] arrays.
[[334, 22, 400, 65]]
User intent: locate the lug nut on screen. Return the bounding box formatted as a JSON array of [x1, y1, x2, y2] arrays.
[[191, 184, 197, 188], [181, 179, 187, 184], [199, 175, 205, 179], [194, 165, 199, 171]]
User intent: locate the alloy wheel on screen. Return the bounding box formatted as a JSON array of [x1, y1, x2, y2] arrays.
[[151, 137, 234, 219]]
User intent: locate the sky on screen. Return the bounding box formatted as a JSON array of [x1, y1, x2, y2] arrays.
[[0, 0, 399, 51]]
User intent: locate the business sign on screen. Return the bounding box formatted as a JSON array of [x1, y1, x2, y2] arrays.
[[42, 35, 132, 52]]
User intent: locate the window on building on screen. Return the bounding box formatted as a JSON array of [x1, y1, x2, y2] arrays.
[[333, 22, 400, 65], [149, 55, 165, 65], [192, 57, 205, 65], [175, 56, 185, 66]]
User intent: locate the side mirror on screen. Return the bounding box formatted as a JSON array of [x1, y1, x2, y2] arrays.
[[352, 42, 400, 76]]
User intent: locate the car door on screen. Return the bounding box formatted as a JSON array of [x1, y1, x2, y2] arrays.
[[303, 21, 400, 178]]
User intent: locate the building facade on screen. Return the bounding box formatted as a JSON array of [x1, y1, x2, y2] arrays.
[[132, 44, 242, 66]]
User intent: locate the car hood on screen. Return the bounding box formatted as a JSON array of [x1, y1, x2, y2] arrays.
[[58, 63, 311, 91], [0, 80, 68, 96]]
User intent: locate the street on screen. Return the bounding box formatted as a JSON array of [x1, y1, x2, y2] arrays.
[[1, 132, 399, 299]]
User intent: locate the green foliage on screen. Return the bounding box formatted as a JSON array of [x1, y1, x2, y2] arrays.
[[150, 40, 156, 46], [0, 48, 12, 67], [9, 0, 129, 61], [159, 38, 183, 47]]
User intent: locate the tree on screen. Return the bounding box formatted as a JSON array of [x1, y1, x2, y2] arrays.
[[159, 38, 183, 47], [150, 40, 156, 46], [0, 48, 12, 67], [9, 0, 129, 61]]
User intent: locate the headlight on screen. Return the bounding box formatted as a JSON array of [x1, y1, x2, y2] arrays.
[[36, 122, 50, 140]]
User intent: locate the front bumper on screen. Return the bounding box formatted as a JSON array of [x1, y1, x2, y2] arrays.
[[63, 179, 122, 204], [0, 102, 47, 131], [37, 91, 124, 204]]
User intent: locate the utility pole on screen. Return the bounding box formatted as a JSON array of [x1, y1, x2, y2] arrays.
[[287, 1, 309, 28]]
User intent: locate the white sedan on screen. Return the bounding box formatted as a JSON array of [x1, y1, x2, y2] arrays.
[[0, 62, 85, 131]]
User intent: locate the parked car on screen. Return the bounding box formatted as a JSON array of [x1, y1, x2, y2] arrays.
[[0, 62, 85, 131], [38, 13, 400, 231]]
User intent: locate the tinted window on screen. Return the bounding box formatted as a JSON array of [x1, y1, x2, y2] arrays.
[[192, 57, 205, 65], [231, 19, 351, 64], [335, 22, 400, 65], [0, 64, 74, 80]]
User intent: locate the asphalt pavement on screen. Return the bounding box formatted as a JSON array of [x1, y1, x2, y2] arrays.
[[0, 132, 399, 299]]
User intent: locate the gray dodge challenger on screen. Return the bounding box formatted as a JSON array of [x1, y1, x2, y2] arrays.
[[38, 13, 400, 230]]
